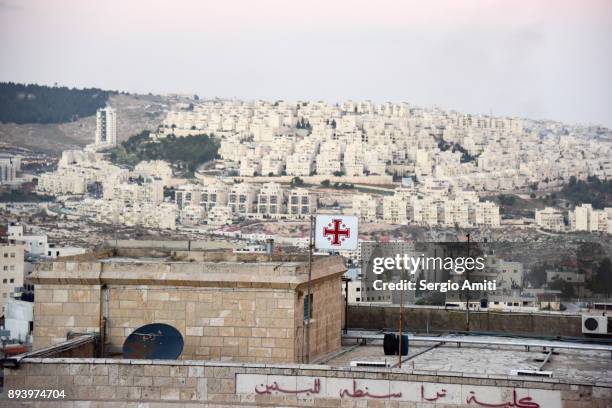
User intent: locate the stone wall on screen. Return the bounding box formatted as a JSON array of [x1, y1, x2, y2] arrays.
[[29, 256, 346, 363], [33, 284, 101, 349], [347, 304, 584, 337], [106, 285, 297, 363], [32, 279, 342, 364], [2, 358, 609, 407], [294, 276, 343, 362]]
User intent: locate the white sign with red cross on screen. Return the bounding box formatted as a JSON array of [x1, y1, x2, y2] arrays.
[[314, 215, 358, 251]]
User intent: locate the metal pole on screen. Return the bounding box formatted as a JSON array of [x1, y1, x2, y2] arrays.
[[465, 233, 470, 332], [305, 215, 314, 363], [343, 278, 350, 334], [398, 270, 403, 368]]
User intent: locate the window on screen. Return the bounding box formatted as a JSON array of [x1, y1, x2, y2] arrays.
[[303, 293, 313, 320], [2, 279, 6, 283], [356, 287, 360, 292], [10, 252, 15, 258], [356, 297, 361, 302], [3, 253, 7, 258], [9, 278, 14, 283]]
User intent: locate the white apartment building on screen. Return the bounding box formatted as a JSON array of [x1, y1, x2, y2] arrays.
[[382, 191, 410, 224], [257, 182, 286, 217], [261, 157, 284, 176], [352, 194, 379, 222], [95, 106, 117, 146], [546, 270, 585, 284], [201, 183, 229, 210], [0, 243, 25, 315], [287, 188, 316, 219], [343, 144, 365, 176], [316, 143, 343, 175], [37, 172, 87, 195], [133, 160, 173, 186], [179, 204, 206, 226], [104, 177, 164, 205], [535, 207, 565, 231], [440, 199, 470, 228], [207, 205, 233, 226], [471, 201, 501, 228], [0, 156, 21, 183], [286, 153, 314, 176], [175, 184, 203, 210], [228, 183, 259, 216], [239, 157, 261, 177], [570, 204, 612, 234], [7, 224, 47, 256]]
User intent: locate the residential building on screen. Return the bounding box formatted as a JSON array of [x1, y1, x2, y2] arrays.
[[257, 182, 286, 216], [287, 188, 316, 218], [94, 106, 117, 146], [0, 243, 25, 315]]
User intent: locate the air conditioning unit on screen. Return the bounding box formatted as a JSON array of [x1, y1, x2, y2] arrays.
[[581, 315, 609, 335]]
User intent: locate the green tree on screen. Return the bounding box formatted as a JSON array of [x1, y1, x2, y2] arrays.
[[595, 258, 612, 296], [290, 177, 304, 187]]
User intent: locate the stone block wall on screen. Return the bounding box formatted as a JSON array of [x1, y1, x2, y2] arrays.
[[2, 359, 609, 407], [33, 284, 101, 349], [294, 276, 343, 362], [106, 286, 297, 363]]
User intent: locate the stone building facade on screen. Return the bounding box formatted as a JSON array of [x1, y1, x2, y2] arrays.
[[29, 251, 345, 364]]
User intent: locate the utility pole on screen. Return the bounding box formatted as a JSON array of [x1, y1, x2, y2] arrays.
[[465, 233, 470, 332], [304, 215, 314, 363], [398, 268, 404, 368]]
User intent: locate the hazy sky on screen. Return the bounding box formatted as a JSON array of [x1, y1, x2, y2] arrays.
[[1, 0, 611, 126]]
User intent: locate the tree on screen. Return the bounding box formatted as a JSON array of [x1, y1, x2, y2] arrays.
[[321, 179, 330, 187], [0, 82, 112, 124], [595, 258, 612, 296], [333, 170, 344, 177], [549, 279, 575, 299], [290, 177, 304, 187]]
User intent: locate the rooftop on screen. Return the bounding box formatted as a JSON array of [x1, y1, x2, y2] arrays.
[[327, 331, 612, 386], [29, 240, 346, 289]]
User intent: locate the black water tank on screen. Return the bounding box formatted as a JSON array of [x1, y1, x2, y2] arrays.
[[383, 333, 397, 355]]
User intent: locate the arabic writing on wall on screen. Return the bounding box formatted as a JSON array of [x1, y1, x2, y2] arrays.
[[236, 374, 562, 408]]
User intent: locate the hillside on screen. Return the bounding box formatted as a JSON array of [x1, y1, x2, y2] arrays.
[[0, 82, 112, 124], [0, 93, 167, 154]]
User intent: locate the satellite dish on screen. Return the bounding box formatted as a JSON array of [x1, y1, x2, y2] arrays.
[[122, 323, 184, 359]]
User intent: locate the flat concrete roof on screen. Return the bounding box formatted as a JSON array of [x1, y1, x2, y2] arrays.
[[328, 333, 612, 386]]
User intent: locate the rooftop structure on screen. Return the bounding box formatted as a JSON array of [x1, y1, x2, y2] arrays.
[[27, 241, 346, 364]]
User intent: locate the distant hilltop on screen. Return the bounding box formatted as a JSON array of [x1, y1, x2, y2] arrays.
[[0, 82, 118, 125]]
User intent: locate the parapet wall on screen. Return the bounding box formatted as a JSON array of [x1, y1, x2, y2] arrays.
[[2, 358, 609, 407], [347, 304, 584, 337]]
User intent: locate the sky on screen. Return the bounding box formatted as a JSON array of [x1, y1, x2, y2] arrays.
[[1, 0, 611, 126]]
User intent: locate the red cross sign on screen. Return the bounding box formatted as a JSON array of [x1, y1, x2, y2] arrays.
[[315, 215, 358, 250], [323, 219, 351, 245]]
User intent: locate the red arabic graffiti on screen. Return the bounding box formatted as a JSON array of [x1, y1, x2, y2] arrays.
[[251, 378, 542, 407], [421, 384, 447, 402], [255, 378, 320, 395], [338, 380, 402, 399], [466, 390, 540, 408]]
